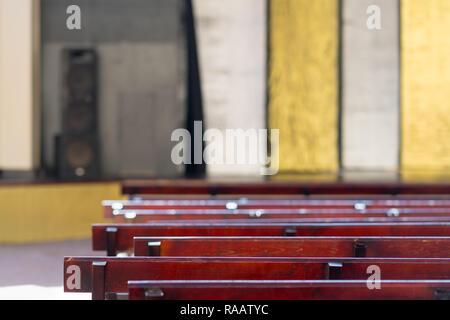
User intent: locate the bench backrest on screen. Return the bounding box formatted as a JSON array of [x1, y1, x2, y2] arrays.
[[133, 236, 450, 258], [63, 256, 450, 299], [121, 180, 450, 195], [103, 198, 450, 217], [92, 222, 450, 255], [112, 208, 450, 222], [127, 279, 450, 300]]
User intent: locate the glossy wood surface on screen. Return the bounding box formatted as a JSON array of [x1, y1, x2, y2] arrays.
[[63, 256, 450, 293], [66, 179, 450, 300], [133, 236, 450, 258], [121, 180, 450, 195], [92, 222, 450, 254], [128, 280, 450, 300], [103, 198, 450, 217], [111, 207, 450, 222]]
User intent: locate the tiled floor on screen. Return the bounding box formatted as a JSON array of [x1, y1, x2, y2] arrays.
[[0, 239, 96, 300]]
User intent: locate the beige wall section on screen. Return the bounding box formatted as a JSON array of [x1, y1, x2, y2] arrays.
[[269, 0, 339, 173], [402, 0, 450, 171], [0, 0, 40, 170], [0, 182, 125, 244]]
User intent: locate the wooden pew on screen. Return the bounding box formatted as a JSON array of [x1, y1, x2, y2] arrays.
[[133, 236, 450, 258], [63, 256, 450, 299], [116, 216, 450, 225], [112, 208, 450, 222], [121, 179, 450, 196], [92, 222, 450, 255], [103, 198, 450, 218], [128, 279, 450, 300]]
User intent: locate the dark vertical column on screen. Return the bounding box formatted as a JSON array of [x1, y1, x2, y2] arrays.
[[185, 0, 205, 178]]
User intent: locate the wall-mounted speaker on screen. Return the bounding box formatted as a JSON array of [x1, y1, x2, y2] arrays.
[[56, 48, 100, 179], [62, 49, 98, 134]]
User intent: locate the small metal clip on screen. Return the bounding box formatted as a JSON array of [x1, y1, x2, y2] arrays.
[[226, 202, 238, 210], [284, 227, 296, 236], [354, 203, 366, 211], [387, 208, 400, 217], [249, 210, 263, 219], [124, 211, 137, 219], [146, 288, 165, 298], [111, 202, 123, 210], [115, 293, 129, 300], [106, 293, 128, 300]]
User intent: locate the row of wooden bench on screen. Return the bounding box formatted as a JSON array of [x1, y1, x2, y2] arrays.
[[65, 256, 450, 300], [120, 180, 450, 196], [103, 198, 450, 218], [92, 221, 450, 255], [64, 195, 450, 300]]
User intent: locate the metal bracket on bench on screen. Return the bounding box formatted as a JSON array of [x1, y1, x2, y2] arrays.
[[92, 261, 107, 300], [354, 203, 366, 211], [354, 241, 367, 257], [249, 210, 263, 219], [105, 293, 128, 300], [147, 241, 162, 256], [146, 288, 165, 299], [284, 227, 296, 236], [225, 201, 238, 210], [387, 208, 400, 217], [106, 227, 118, 256], [105, 292, 128, 300], [435, 289, 450, 300], [326, 262, 343, 280]]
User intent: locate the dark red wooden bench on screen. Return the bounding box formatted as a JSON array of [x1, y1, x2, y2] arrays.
[[133, 236, 450, 258], [103, 198, 450, 218], [111, 207, 450, 222], [92, 222, 450, 255], [121, 180, 450, 196], [63, 178, 450, 301], [63, 256, 450, 299], [128, 279, 450, 300]]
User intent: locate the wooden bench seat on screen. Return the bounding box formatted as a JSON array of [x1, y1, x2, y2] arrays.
[[115, 216, 450, 225], [133, 236, 450, 258], [127, 279, 450, 300], [62, 179, 450, 301], [103, 198, 450, 218], [112, 207, 450, 222], [63, 256, 450, 299], [121, 180, 450, 196], [92, 222, 450, 255]]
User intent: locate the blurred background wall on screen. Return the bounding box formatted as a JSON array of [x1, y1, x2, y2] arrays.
[[342, 0, 400, 173], [0, 0, 449, 242], [41, 0, 186, 178], [195, 0, 267, 177], [268, 0, 339, 173], [1, 0, 449, 180], [0, 0, 40, 174], [402, 0, 450, 172]]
